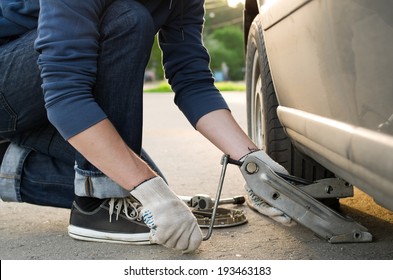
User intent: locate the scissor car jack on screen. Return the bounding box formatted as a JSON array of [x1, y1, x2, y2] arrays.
[[201, 154, 372, 243]]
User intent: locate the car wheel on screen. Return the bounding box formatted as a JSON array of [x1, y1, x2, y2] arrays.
[[245, 14, 335, 183]]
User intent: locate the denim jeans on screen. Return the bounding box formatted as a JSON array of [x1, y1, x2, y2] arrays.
[[0, 0, 161, 208]]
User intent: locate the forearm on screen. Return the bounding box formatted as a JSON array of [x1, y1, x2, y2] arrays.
[[68, 119, 156, 191], [195, 109, 258, 160]]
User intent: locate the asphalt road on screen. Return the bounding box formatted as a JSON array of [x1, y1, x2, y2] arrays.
[[1, 92, 393, 260]]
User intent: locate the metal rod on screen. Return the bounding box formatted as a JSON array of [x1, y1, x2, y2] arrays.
[[202, 154, 229, 241]]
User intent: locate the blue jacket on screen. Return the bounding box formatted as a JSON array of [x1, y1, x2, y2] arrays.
[[0, 0, 228, 139], [0, 0, 39, 38]]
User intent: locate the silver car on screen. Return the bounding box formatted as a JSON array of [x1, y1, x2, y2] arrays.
[[244, 0, 393, 211]]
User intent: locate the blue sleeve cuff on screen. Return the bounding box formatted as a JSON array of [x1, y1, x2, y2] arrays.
[[175, 85, 230, 127], [46, 96, 107, 140]]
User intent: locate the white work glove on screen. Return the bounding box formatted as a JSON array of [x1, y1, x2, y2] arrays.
[[131, 177, 203, 253], [244, 184, 295, 226], [241, 150, 296, 226], [241, 150, 289, 175]]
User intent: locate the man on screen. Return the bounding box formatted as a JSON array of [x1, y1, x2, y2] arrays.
[[0, 0, 291, 253]]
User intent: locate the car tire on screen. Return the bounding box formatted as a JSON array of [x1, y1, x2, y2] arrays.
[[245, 14, 335, 184]]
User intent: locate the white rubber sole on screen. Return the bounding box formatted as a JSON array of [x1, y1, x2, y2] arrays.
[[68, 225, 152, 245]]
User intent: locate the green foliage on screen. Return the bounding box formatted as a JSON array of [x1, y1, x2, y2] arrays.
[[204, 25, 245, 81], [146, 36, 164, 80]]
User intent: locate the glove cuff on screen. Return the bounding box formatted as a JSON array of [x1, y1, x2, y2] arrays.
[[130, 176, 174, 206], [239, 149, 261, 162]]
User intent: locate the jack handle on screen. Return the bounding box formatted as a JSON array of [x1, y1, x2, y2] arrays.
[[202, 154, 229, 241]]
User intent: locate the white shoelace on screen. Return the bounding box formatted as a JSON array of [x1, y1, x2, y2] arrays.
[[108, 197, 143, 223]]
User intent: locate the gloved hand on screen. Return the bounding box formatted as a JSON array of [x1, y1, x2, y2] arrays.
[[244, 184, 295, 226], [241, 150, 296, 226], [240, 150, 289, 175], [131, 177, 203, 253]]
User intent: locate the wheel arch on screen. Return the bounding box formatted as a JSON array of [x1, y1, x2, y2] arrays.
[[244, 0, 260, 52], [244, 11, 336, 182]]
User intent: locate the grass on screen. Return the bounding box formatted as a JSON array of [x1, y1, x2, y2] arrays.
[[144, 80, 246, 93]]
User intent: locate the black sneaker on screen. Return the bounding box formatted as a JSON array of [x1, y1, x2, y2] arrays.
[[68, 197, 152, 244]]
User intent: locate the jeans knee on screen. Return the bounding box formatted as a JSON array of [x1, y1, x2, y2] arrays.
[[100, 0, 155, 47]]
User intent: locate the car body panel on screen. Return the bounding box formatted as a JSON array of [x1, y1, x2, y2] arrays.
[[245, 0, 393, 210], [278, 106, 393, 210]]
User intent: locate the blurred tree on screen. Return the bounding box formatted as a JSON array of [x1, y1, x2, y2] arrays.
[[204, 0, 243, 33], [146, 36, 163, 80], [204, 25, 245, 81]]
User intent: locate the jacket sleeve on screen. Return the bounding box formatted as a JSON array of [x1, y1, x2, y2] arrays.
[[35, 0, 110, 139], [159, 0, 229, 128], [0, 0, 39, 37]]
